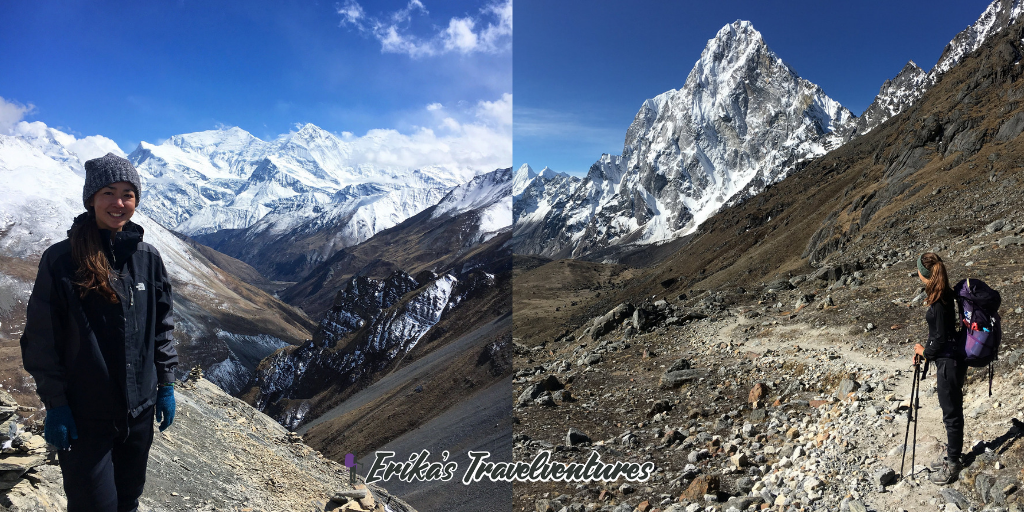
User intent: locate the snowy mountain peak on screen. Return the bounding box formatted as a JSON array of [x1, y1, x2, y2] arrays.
[[513, 20, 854, 258], [697, 20, 770, 76], [933, 0, 1024, 77], [293, 123, 332, 141], [709, 20, 764, 52], [166, 126, 262, 155], [536, 165, 569, 180]]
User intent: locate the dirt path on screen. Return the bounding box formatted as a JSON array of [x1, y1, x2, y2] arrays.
[[721, 316, 1021, 511]]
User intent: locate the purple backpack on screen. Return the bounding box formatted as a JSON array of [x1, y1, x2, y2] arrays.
[[954, 278, 1002, 368]]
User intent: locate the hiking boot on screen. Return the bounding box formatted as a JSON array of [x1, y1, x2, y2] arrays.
[[929, 457, 962, 485]]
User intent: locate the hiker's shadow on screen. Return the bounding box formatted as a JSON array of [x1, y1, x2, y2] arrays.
[[963, 418, 1024, 467]]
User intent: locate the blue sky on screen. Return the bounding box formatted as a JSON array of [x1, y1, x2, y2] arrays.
[[0, 0, 511, 159], [515, 0, 994, 176]]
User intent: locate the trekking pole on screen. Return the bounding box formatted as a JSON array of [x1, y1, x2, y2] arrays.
[[900, 356, 921, 477], [910, 357, 925, 476]]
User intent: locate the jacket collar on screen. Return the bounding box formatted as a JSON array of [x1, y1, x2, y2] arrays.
[[69, 213, 145, 267]]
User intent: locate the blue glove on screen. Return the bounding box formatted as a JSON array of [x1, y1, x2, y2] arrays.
[[43, 405, 77, 450], [155, 385, 175, 432]]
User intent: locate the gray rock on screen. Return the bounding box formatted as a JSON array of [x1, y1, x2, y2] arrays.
[[749, 409, 767, 422], [998, 236, 1024, 249], [725, 496, 761, 510], [987, 219, 1007, 233], [848, 500, 867, 512], [534, 393, 556, 407], [659, 369, 708, 389], [765, 279, 794, 292], [837, 378, 860, 397], [874, 467, 896, 486], [976, 474, 997, 503], [517, 384, 545, 406], [632, 308, 650, 331], [535, 498, 563, 512], [941, 488, 970, 509]]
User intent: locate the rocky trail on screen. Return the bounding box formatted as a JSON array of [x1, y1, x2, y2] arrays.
[[513, 298, 1024, 512]]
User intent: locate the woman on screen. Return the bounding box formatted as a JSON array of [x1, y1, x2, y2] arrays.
[[912, 252, 965, 485], [20, 153, 178, 511]]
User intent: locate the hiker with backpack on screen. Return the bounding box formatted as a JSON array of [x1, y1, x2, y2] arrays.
[[911, 252, 1003, 485], [912, 252, 966, 485]]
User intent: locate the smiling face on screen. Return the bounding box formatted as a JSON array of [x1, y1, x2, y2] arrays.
[[88, 182, 137, 232]]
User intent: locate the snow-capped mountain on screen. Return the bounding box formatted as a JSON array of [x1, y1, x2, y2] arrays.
[[0, 124, 314, 396], [854, 0, 1024, 137], [853, 62, 930, 137], [430, 167, 512, 244], [131, 124, 482, 280], [513, 21, 854, 258], [281, 167, 512, 317], [934, 0, 1024, 77], [248, 168, 512, 428], [515, 2, 1024, 260]]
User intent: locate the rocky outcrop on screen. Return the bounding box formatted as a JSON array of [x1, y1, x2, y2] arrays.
[[0, 378, 414, 512]]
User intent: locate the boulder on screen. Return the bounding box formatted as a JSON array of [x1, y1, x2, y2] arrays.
[[566, 428, 591, 446], [659, 370, 708, 389], [837, 378, 860, 397], [679, 475, 719, 502]]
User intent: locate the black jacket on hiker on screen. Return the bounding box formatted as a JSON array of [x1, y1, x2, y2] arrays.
[[923, 291, 963, 361], [20, 215, 177, 421]]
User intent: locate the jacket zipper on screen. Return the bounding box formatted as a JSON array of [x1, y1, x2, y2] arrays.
[[110, 235, 132, 441]]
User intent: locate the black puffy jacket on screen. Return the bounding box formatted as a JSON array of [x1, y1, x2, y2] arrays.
[[20, 216, 177, 420]]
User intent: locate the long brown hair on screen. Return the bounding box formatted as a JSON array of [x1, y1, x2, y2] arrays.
[[69, 212, 119, 303], [920, 252, 952, 306]]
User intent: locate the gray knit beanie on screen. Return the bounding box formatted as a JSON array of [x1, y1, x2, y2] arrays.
[[83, 153, 142, 209]]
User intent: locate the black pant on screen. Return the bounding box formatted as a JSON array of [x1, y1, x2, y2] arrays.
[[58, 406, 155, 512], [935, 358, 968, 461]]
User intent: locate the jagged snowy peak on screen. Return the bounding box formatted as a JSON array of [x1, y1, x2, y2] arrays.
[[512, 20, 853, 258], [933, 0, 1024, 77], [430, 167, 512, 242], [513, 164, 570, 200], [854, 62, 930, 136], [512, 163, 536, 198], [852, 0, 1024, 137]]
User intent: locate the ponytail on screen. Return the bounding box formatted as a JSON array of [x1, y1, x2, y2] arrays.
[[920, 252, 951, 306]]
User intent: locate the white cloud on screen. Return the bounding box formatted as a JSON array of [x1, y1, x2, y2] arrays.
[[12, 120, 125, 163], [0, 96, 36, 135], [337, 0, 366, 28], [476, 93, 512, 127], [319, 93, 511, 174], [338, 0, 512, 58], [444, 17, 478, 53], [426, 102, 443, 111]]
